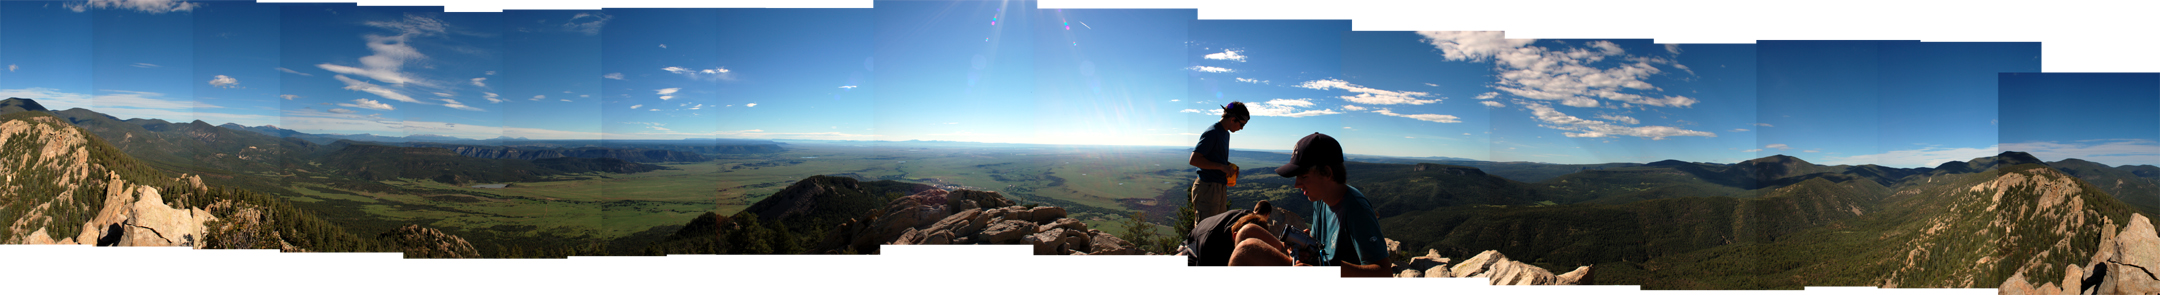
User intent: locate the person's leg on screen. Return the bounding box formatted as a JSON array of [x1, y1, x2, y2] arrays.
[[1227, 236, 1294, 266], [1232, 223, 1284, 252], [1190, 179, 1227, 220]]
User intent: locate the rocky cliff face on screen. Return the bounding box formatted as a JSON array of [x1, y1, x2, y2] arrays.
[[810, 188, 1138, 255], [1390, 243, 1595, 285], [2, 114, 222, 247], [378, 224, 482, 258], [2000, 213, 2160, 295]]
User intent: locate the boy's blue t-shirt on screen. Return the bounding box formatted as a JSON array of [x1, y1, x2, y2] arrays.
[[1309, 185, 1387, 266], [1191, 122, 1230, 184]]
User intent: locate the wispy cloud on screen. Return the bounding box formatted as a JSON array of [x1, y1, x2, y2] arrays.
[[333, 75, 421, 104], [327, 108, 357, 114], [2002, 139, 2160, 166], [131, 63, 160, 68], [656, 88, 679, 100], [1597, 114, 1639, 125], [1187, 66, 1233, 73], [1235, 77, 1268, 84], [1194, 98, 1340, 118], [1754, 123, 1774, 127], [661, 66, 732, 81], [208, 75, 240, 88], [1341, 105, 1368, 111], [1730, 128, 1748, 132], [531, 95, 545, 101], [1765, 143, 1792, 151], [7, 65, 15, 72], [67, 0, 198, 14], [439, 98, 481, 111], [280, 94, 300, 100], [1417, 31, 1696, 108], [746, 103, 757, 108], [483, 92, 501, 103], [630, 104, 642, 109], [277, 67, 312, 76], [1373, 108, 1459, 123], [470, 77, 487, 87], [563, 12, 611, 35], [839, 85, 858, 89], [317, 14, 445, 86], [1203, 49, 1246, 62], [1481, 101, 1505, 107], [603, 72, 625, 80], [1295, 79, 1439, 105], [339, 98, 395, 111], [1522, 102, 1713, 140]]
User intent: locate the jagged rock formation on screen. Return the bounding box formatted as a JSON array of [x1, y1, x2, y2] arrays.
[[2000, 213, 2160, 295], [378, 224, 482, 258], [1391, 246, 1594, 285], [810, 188, 1137, 255], [1, 113, 216, 247]]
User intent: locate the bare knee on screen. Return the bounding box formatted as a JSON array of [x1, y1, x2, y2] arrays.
[[1228, 238, 1292, 266]]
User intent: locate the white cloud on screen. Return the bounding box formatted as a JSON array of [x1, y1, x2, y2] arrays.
[[1373, 108, 1460, 123], [131, 63, 160, 68], [658, 44, 667, 49], [603, 73, 625, 80], [1197, 98, 1340, 118], [208, 75, 240, 88], [1187, 66, 1233, 73], [1203, 49, 1246, 62], [1731, 128, 1749, 132], [333, 75, 422, 104], [560, 99, 571, 102], [656, 88, 680, 95], [439, 98, 482, 111], [1818, 145, 2004, 167], [277, 67, 311, 76], [1481, 101, 1505, 108], [1765, 143, 1792, 151], [316, 14, 444, 87], [839, 85, 858, 89], [1522, 102, 1713, 140], [1235, 77, 1267, 84], [65, 0, 198, 13], [563, 12, 611, 35], [483, 92, 501, 103], [531, 95, 545, 101], [2002, 139, 2160, 166], [470, 77, 487, 87], [1425, 83, 1440, 87], [662, 66, 732, 81], [630, 104, 642, 109], [1803, 149, 1820, 153], [339, 98, 395, 111], [280, 94, 300, 100], [1754, 123, 1774, 127], [1476, 92, 1500, 100], [6, 65, 14, 72], [1597, 114, 1639, 125], [432, 92, 455, 97], [746, 103, 757, 107], [1295, 79, 1440, 105], [326, 108, 357, 114], [1341, 105, 1368, 111], [1742, 149, 1763, 152], [1417, 31, 1699, 108]]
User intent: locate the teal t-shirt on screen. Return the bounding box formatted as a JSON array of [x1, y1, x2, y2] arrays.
[[1309, 185, 1387, 266]]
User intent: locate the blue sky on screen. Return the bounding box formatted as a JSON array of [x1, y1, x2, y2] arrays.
[[277, 5, 508, 138], [1758, 41, 2040, 167], [2000, 73, 2160, 166], [1182, 20, 1349, 153], [0, 0, 2147, 167]]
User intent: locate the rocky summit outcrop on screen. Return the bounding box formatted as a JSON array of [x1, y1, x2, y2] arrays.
[[2, 113, 217, 247], [811, 188, 1137, 255], [2000, 213, 2160, 295], [378, 224, 481, 258], [1390, 243, 1594, 285]]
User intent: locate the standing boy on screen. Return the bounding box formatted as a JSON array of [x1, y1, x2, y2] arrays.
[[1188, 102, 1250, 220]]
